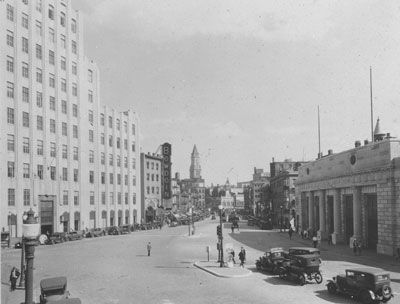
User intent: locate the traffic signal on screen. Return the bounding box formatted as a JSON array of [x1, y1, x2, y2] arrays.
[[217, 225, 221, 237]]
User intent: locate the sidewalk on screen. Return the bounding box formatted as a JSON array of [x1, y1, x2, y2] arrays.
[[194, 261, 252, 278], [284, 231, 400, 272]]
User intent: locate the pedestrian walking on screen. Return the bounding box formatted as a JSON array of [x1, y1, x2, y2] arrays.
[[288, 226, 293, 239], [9, 267, 20, 291], [230, 249, 236, 264], [147, 242, 152, 256], [239, 247, 246, 268], [327, 234, 333, 246], [312, 235, 318, 248], [353, 239, 358, 255], [231, 224, 234, 234], [395, 248, 400, 261]]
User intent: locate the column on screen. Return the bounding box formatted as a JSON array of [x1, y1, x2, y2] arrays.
[[318, 190, 326, 241], [332, 188, 342, 244], [351, 186, 362, 243], [308, 191, 314, 231]]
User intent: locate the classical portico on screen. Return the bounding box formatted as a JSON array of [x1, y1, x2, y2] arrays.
[[296, 137, 400, 256]]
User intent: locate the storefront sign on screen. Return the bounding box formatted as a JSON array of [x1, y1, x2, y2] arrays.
[[162, 143, 172, 199]]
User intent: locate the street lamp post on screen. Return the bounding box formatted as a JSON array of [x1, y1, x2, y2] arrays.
[[22, 209, 40, 304], [218, 205, 224, 267], [280, 205, 283, 232]]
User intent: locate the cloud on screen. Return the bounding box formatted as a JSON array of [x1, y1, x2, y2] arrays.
[[76, 0, 348, 43], [210, 121, 247, 138]]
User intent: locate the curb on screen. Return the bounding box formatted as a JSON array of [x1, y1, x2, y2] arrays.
[[193, 262, 252, 278]]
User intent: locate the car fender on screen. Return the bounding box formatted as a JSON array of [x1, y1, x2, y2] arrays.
[[359, 289, 376, 300], [326, 279, 336, 287]]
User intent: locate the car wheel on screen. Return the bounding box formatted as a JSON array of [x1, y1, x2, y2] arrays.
[[359, 290, 373, 304], [380, 285, 392, 300], [327, 282, 337, 294], [315, 272, 323, 284], [298, 274, 306, 286]]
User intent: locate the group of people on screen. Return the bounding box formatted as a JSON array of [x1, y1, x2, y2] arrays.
[[226, 247, 246, 268]]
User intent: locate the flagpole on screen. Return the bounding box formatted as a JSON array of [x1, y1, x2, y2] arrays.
[[370, 67, 374, 142]]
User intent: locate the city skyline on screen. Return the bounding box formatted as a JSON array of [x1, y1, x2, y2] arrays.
[[71, 0, 400, 185]]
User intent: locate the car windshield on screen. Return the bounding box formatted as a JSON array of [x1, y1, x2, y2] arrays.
[[376, 274, 389, 282], [44, 288, 65, 296]]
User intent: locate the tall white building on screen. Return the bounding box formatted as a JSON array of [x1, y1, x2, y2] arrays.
[[1, 0, 141, 236]]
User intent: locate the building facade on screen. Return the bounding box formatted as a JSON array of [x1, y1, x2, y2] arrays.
[[1, 0, 140, 236], [140, 153, 162, 222], [270, 159, 306, 228], [296, 135, 400, 256]]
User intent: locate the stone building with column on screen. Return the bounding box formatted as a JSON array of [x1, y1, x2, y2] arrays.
[[296, 123, 400, 256]]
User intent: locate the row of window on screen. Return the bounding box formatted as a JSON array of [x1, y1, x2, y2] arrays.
[[146, 186, 160, 195], [7, 2, 76, 33], [99, 114, 136, 135], [5, 55, 88, 88], [7, 81, 78, 101], [146, 173, 160, 182], [6, 30, 78, 56], [7, 161, 137, 186], [146, 161, 160, 171], [6, 135, 137, 169], [7, 188, 137, 207]]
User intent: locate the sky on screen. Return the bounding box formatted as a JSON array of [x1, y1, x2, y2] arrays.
[[71, 0, 400, 186]]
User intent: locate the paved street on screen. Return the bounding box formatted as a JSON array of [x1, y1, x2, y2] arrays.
[[2, 219, 400, 304]]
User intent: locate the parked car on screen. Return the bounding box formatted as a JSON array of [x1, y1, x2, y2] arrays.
[[39, 276, 70, 303], [119, 225, 131, 234], [256, 247, 286, 273], [85, 228, 104, 238], [106, 226, 121, 235], [45, 232, 67, 245], [211, 215, 216, 220], [326, 268, 393, 304], [278, 254, 323, 285], [66, 231, 83, 241]]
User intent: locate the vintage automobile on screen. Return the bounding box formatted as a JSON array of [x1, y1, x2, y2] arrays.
[[211, 215, 216, 220], [278, 254, 323, 285], [65, 231, 83, 241], [39, 276, 70, 303], [326, 268, 393, 303], [119, 224, 131, 234], [256, 247, 286, 273], [85, 228, 104, 238], [45, 233, 67, 245], [106, 226, 121, 235]]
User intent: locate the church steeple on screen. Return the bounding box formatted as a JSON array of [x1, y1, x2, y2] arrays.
[[190, 145, 201, 179]]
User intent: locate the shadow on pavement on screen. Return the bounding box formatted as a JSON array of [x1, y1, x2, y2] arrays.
[[263, 277, 297, 286], [314, 289, 353, 303]]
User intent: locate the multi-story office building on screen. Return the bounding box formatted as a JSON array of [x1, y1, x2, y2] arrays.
[[1, 0, 140, 236]]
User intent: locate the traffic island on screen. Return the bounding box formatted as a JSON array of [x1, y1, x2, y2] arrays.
[[194, 261, 252, 278]]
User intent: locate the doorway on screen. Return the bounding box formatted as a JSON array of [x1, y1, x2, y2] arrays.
[[365, 194, 378, 249], [343, 195, 353, 243]]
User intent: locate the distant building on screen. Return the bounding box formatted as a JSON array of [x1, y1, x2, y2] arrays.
[[296, 119, 399, 256], [1, 0, 140, 236], [180, 145, 205, 209], [140, 153, 162, 222], [270, 159, 307, 228]]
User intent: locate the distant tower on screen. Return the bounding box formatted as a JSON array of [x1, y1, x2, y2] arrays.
[[190, 145, 201, 179]]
